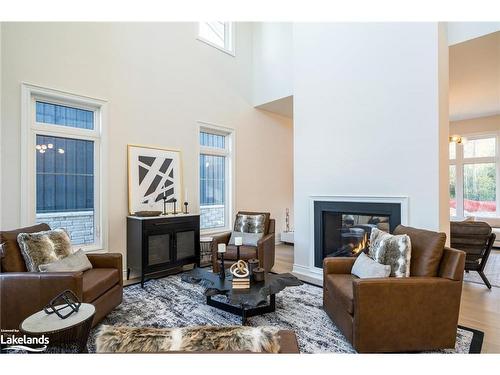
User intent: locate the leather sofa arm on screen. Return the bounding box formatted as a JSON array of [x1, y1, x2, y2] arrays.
[[323, 257, 356, 275], [439, 247, 465, 281], [0, 272, 84, 331], [257, 233, 275, 272], [352, 276, 462, 352], [210, 232, 232, 271], [87, 253, 123, 285]]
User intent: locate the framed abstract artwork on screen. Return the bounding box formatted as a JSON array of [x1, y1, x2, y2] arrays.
[[127, 145, 183, 214]]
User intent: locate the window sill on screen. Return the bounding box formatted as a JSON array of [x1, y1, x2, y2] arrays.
[[201, 227, 231, 237]]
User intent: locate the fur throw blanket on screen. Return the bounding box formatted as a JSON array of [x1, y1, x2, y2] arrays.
[[95, 325, 281, 353]]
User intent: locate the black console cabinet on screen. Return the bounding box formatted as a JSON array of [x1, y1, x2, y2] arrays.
[[127, 214, 200, 287]]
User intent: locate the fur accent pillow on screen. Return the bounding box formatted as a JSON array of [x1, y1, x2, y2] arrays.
[[368, 228, 411, 277], [96, 325, 280, 353], [234, 214, 266, 234], [39, 249, 92, 272], [351, 252, 391, 278], [17, 228, 73, 272]]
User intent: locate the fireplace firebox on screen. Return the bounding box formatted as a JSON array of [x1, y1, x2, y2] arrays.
[[314, 200, 401, 268]]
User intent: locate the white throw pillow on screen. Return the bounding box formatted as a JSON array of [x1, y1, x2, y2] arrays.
[[39, 249, 93, 272], [228, 231, 264, 247], [351, 252, 391, 279]]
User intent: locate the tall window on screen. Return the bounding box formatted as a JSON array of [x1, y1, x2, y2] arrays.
[[199, 126, 233, 231], [198, 22, 235, 55], [22, 85, 106, 250], [450, 135, 498, 219]]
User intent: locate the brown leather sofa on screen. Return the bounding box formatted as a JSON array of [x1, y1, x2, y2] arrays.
[[323, 225, 465, 353], [211, 211, 275, 273], [0, 223, 123, 331]]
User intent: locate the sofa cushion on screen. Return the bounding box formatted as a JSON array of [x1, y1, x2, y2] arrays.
[[17, 228, 73, 272], [83, 268, 120, 302], [0, 223, 51, 272], [324, 274, 354, 314], [393, 225, 446, 277], [218, 245, 257, 261]]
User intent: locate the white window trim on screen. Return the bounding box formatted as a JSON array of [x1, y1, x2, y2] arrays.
[[450, 131, 500, 220], [21, 83, 108, 252], [196, 22, 236, 57], [197, 121, 235, 235]]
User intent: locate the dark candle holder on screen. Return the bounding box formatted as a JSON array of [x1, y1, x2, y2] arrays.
[[183, 202, 189, 214], [253, 267, 265, 282], [248, 259, 259, 279], [172, 198, 177, 215], [219, 253, 226, 280], [162, 194, 168, 216]]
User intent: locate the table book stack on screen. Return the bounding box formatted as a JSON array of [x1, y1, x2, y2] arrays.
[[232, 277, 250, 289]]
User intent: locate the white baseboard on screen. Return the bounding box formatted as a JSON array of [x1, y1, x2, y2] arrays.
[[292, 264, 323, 286]]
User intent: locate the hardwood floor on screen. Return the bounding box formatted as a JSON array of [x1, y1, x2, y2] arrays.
[[272, 244, 500, 353]]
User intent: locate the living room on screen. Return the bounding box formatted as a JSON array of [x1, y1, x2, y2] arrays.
[[1, 0, 500, 372]]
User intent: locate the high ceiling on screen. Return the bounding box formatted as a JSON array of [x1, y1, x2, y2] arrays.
[[449, 31, 500, 121]]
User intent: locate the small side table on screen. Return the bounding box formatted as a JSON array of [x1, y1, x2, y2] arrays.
[[20, 303, 95, 353], [200, 236, 213, 267]]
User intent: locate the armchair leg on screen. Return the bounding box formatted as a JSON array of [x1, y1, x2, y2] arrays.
[[478, 271, 492, 289]]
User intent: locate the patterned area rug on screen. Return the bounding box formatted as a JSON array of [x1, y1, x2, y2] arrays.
[[88, 273, 482, 353]]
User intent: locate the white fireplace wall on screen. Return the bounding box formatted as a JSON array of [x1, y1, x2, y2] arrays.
[[292, 23, 449, 283]]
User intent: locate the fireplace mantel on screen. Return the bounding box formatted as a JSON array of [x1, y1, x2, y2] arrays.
[[291, 195, 409, 285]]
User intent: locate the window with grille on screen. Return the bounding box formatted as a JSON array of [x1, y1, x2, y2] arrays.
[[449, 135, 498, 219], [199, 127, 233, 231], [198, 22, 235, 55], [23, 86, 105, 250]]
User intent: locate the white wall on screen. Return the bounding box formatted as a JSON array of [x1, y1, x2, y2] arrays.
[[450, 114, 500, 135], [449, 31, 500, 121], [292, 23, 449, 283], [448, 22, 500, 46], [1, 23, 294, 262], [253, 23, 293, 107]]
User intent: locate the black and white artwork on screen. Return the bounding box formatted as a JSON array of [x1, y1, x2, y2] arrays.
[[128, 145, 182, 214]]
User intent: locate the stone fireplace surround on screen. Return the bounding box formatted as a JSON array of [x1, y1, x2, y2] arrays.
[[292, 196, 409, 285]]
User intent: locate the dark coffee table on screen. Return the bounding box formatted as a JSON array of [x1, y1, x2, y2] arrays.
[[181, 268, 303, 324]]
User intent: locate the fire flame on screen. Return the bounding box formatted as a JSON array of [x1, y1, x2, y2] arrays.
[[351, 233, 368, 254]]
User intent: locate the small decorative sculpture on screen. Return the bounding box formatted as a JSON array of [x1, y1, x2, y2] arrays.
[[285, 208, 290, 232], [230, 260, 249, 278], [184, 201, 189, 214], [44, 290, 81, 319]]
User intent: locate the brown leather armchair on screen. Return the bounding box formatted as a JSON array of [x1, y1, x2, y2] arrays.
[[323, 225, 465, 353], [211, 211, 275, 273], [0, 223, 123, 331], [450, 220, 496, 289]]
